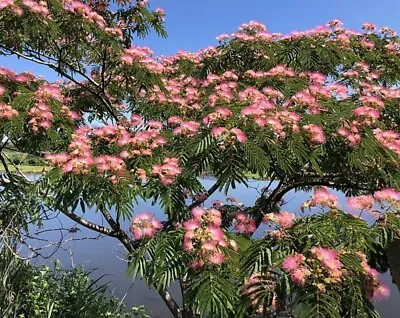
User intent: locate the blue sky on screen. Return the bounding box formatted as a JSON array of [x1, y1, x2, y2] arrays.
[[2, 0, 400, 79], [137, 0, 400, 54]]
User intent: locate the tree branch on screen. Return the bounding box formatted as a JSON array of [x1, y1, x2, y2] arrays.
[[0, 44, 183, 318], [187, 180, 221, 210], [159, 289, 182, 318], [96, 206, 182, 317], [254, 176, 379, 227], [0, 151, 11, 176], [0, 45, 119, 122], [254, 179, 284, 226], [2, 151, 30, 182], [97, 205, 139, 253], [62, 209, 116, 237]]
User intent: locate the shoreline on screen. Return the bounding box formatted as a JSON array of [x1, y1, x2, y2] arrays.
[[0, 165, 48, 173], [0, 167, 266, 181]]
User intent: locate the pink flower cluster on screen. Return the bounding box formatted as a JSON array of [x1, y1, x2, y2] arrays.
[[283, 247, 343, 287], [263, 211, 296, 229], [373, 188, 400, 202], [183, 206, 237, 268], [283, 250, 390, 300], [359, 95, 385, 110], [0, 102, 18, 119], [120, 46, 164, 74], [302, 187, 338, 209], [94, 155, 125, 174], [238, 20, 267, 33], [347, 195, 374, 210], [380, 27, 397, 37], [64, 0, 107, 29], [230, 128, 248, 143], [22, 0, 49, 16], [203, 107, 233, 124], [0, 0, 23, 15], [282, 253, 310, 286], [0, 0, 14, 10], [0, 67, 36, 83], [90, 121, 166, 158], [208, 80, 237, 106], [311, 247, 343, 282], [45, 121, 172, 184], [120, 46, 153, 64], [46, 128, 92, 173], [169, 118, 200, 137], [337, 122, 361, 147], [373, 129, 400, 155], [137, 0, 148, 7], [27, 103, 53, 132], [35, 83, 62, 101], [290, 90, 321, 114], [124, 134, 167, 157], [353, 106, 380, 125], [46, 127, 126, 181], [60, 105, 81, 122], [266, 65, 295, 78], [151, 157, 182, 185], [232, 211, 256, 236], [357, 253, 390, 300], [326, 19, 343, 28], [385, 41, 399, 53], [26, 84, 64, 132], [130, 212, 162, 240], [362, 22, 376, 31], [210, 126, 247, 143], [134, 23, 400, 152], [302, 124, 326, 144], [347, 189, 400, 215]]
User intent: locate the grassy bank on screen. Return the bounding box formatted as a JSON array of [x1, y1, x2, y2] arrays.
[[0, 164, 47, 173], [201, 171, 265, 180], [1, 166, 264, 178]]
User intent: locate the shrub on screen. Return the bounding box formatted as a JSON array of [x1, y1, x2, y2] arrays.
[[0, 254, 149, 318]]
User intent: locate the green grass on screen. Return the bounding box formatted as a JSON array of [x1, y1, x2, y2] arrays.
[[1, 166, 264, 177], [0, 164, 48, 173], [201, 171, 265, 180], [244, 171, 264, 180]]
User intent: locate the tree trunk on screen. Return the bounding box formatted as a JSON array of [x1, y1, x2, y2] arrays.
[[386, 239, 400, 292]]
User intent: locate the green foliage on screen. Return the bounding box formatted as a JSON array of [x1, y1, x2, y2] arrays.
[[2, 3, 400, 317], [185, 271, 239, 318], [127, 231, 188, 290], [0, 253, 150, 318], [237, 209, 400, 317], [152, 231, 188, 290]]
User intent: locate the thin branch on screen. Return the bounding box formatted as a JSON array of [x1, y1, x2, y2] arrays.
[[3, 151, 30, 182], [101, 46, 108, 91], [254, 177, 379, 227], [187, 181, 221, 210], [0, 45, 119, 122], [158, 289, 182, 318], [61, 209, 116, 237], [0, 151, 11, 176], [0, 136, 8, 152], [23, 46, 101, 91], [254, 179, 309, 226]]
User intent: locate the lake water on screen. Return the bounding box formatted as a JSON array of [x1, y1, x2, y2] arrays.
[[25, 178, 399, 318]]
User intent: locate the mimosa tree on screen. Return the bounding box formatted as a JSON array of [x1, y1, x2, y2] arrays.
[[1, 1, 400, 316]]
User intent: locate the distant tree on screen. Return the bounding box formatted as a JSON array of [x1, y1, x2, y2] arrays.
[[0, 1, 400, 316]]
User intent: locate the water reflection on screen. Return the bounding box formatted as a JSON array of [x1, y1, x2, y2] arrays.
[[25, 177, 398, 317]]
